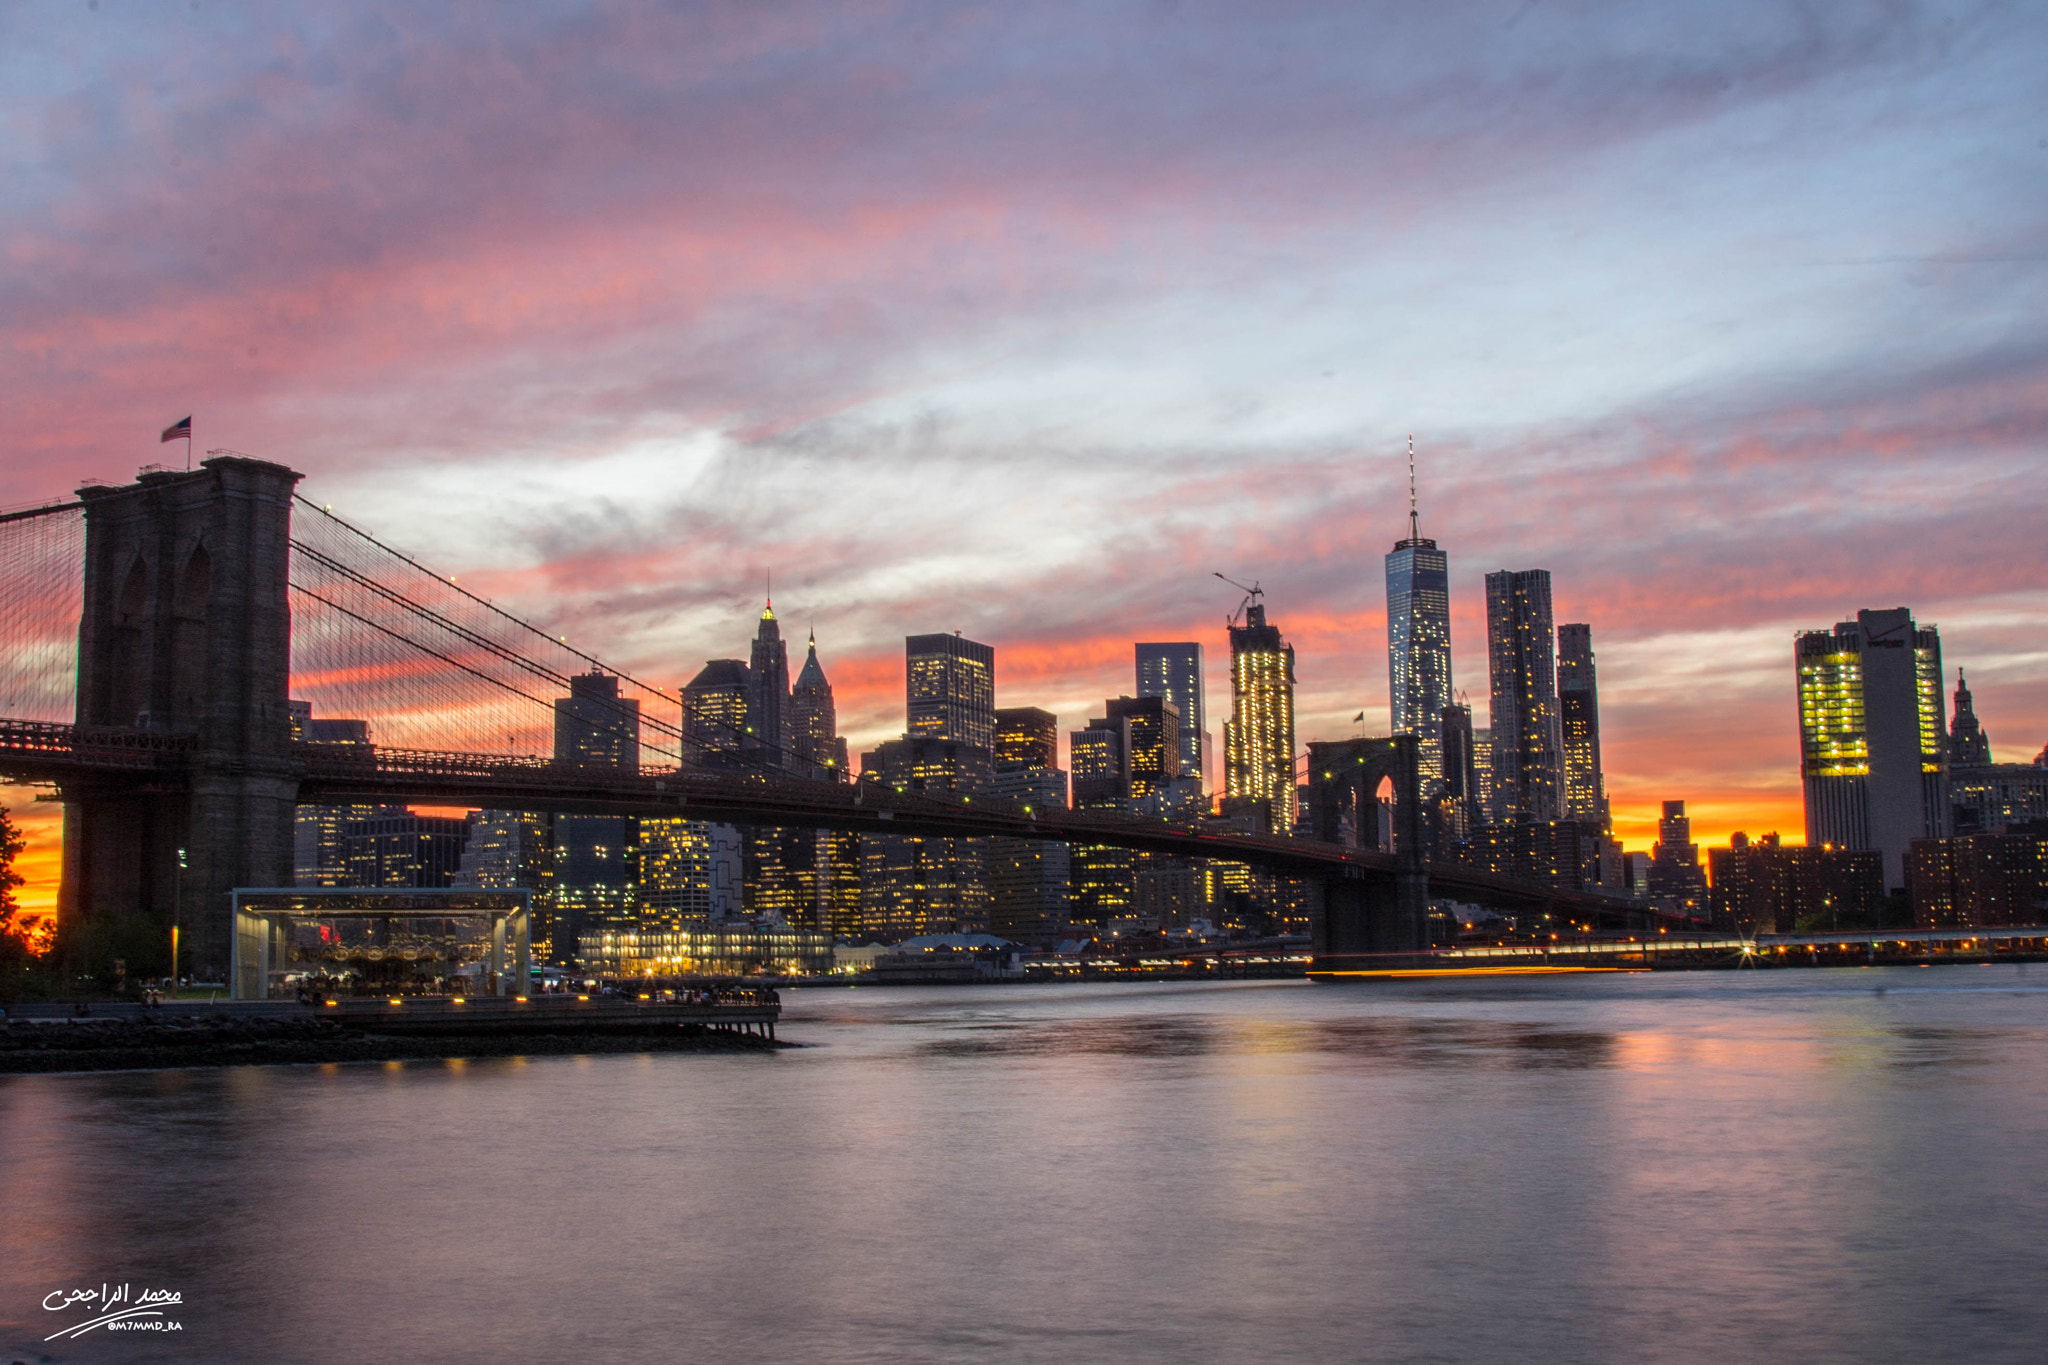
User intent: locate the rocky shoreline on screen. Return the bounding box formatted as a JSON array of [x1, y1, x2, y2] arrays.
[[0, 1014, 787, 1074]]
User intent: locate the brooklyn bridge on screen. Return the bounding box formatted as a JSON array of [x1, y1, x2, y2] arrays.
[[0, 454, 1640, 982]]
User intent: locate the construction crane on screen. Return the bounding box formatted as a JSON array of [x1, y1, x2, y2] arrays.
[[1214, 572, 1263, 629]]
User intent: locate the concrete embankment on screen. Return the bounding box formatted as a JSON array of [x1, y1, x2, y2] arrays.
[[0, 1013, 785, 1074]]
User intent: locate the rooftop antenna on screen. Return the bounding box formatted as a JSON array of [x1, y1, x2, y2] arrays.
[[1407, 432, 1419, 543], [1214, 571, 1263, 629]]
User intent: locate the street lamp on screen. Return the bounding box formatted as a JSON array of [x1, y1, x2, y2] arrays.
[[171, 847, 186, 993]]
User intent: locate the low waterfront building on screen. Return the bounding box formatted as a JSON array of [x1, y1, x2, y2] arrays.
[[1452, 819, 1622, 896], [578, 924, 834, 978], [1707, 833, 1886, 935], [1905, 827, 2048, 928]]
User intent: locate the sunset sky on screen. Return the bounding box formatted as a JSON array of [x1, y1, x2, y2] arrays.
[[6, 1, 2048, 914]]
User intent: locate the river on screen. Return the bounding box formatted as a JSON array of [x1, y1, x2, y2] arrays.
[[5, 965, 2046, 1363]]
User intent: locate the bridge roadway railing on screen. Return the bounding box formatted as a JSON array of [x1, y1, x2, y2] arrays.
[[0, 720, 1631, 917], [297, 741, 1405, 871], [0, 718, 198, 774], [306, 744, 1625, 913]]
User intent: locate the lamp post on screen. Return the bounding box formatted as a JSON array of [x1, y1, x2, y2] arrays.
[[171, 847, 186, 995]]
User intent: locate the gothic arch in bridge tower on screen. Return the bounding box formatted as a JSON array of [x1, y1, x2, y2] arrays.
[[110, 555, 149, 728], [62, 457, 304, 984], [170, 542, 210, 725], [1304, 734, 1432, 965]]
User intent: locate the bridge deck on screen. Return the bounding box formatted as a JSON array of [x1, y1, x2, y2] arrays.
[[0, 722, 1637, 914]]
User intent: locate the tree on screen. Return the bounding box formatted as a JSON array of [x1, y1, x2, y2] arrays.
[[0, 805, 32, 957]]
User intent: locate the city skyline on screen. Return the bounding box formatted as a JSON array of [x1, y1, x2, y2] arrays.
[[5, 3, 2048, 911]]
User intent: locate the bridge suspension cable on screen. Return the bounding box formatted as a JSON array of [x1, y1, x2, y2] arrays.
[[0, 500, 85, 724], [287, 496, 803, 774]]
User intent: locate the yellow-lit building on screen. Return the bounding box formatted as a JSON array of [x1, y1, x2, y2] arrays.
[[1795, 608, 1949, 889], [579, 924, 834, 978], [1223, 601, 1296, 836]]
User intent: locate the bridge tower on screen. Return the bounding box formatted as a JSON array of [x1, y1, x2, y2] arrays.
[[60, 456, 303, 983], [1305, 735, 1430, 967]]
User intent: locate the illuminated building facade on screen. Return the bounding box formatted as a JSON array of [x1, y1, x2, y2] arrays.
[[1223, 602, 1297, 836], [1905, 830, 2048, 928], [1484, 569, 1564, 824], [288, 702, 376, 887], [907, 632, 995, 750], [1068, 696, 1180, 922], [858, 736, 992, 939], [1386, 532, 1452, 784], [748, 602, 791, 770], [636, 817, 714, 927], [991, 706, 1068, 938], [1708, 832, 1885, 935], [579, 924, 834, 978], [1068, 719, 1132, 923], [1136, 642, 1206, 787], [1556, 623, 1608, 829], [453, 810, 555, 958], [742, 608, 801, 919], [784, 632, 859, 934], [990, 764, 1070, 938], [683, 658, 751, 920], [1471, 727, 1494, 821], [1796, 608, 1949, 889], [1439, 701, 1482, 837], [553, 673, 642, 961], [341, 807, 473, 888], [994, 706, 1059, 770], [683, 659, 753, 768]]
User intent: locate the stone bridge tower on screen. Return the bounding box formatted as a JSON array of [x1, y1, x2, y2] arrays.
[[1305, 734, 1431, 965], [60, 456, 303, 983]]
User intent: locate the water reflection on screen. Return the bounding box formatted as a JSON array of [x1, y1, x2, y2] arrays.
[[4, 967, 2047, 1365], [919, 1011, 1617, 1069]]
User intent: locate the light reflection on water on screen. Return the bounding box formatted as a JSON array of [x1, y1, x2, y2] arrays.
[[4, 966, 2046, 1364]]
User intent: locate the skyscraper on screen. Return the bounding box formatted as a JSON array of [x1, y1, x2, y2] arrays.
[[682, 659, 752, 919], [1556, 622, 1609, 829], [748, 601, 791, 770], [1645, 799, 1707, 916], [858, 736, 992, 938], [1796, 608, 1950, 889], [1068, 700, 1163, 923], [553, 672, 642, 961], [1485, 570, 1564, 824], [555, 671, 641, 770], [1136, 643, 1205, 784], [683, 660, 752, 770], [783, 630, 858, 933], [990, 707, 1068, 941], [1223, 598, 1296, 836], [1949, 668, 1991, 766], [993, 706, 1059, 770], [907, 632, 995, 750], [1440, 700, 1482, 836], [1386, 452, 1452, 783], [789, 630, 852, 780]]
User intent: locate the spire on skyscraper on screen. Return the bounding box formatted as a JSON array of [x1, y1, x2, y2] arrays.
[[1408, 432, 1419, 544], [1950, 666, 1992, 766]]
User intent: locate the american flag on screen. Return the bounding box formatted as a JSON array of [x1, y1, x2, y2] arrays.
[[160, 416, 191, 443]]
